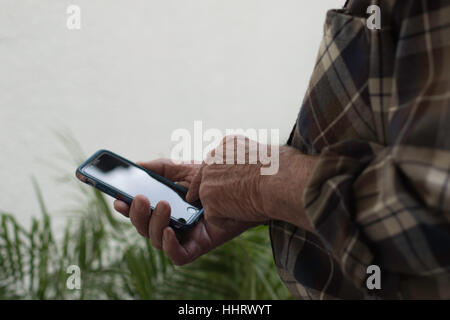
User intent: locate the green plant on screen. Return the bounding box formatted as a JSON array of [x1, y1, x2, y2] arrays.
[[0, 136, 290, 300]]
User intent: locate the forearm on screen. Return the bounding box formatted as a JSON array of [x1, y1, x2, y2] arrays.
[[259, 145, 318, 232]]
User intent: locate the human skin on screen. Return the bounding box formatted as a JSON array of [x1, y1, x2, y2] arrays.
[[114, 135, 317, 265]]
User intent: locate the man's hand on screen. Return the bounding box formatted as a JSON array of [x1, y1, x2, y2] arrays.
[[113, 158, 257, 266], [185, 135, 270, 228], [186, 135, 317, 231], [113, 135, 318, 265]]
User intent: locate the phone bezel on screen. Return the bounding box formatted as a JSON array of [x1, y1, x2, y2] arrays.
[[75, 149, 203, 231]]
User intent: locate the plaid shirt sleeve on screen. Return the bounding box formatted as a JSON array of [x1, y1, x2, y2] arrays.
[[270, 0, 450, 299]]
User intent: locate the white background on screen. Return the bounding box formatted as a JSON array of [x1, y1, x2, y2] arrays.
[[0, 0, 342, 225]]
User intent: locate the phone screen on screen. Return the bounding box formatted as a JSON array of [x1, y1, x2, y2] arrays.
[[83, 152, 200, 223]]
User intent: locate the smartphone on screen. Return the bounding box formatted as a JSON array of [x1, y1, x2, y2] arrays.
[[76, 150, 203, 231]]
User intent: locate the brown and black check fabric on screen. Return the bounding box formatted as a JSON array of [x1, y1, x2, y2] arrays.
[[270, 0, 450, 299]]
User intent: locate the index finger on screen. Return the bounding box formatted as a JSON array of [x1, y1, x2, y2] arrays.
[[137, 158, 194, 181]]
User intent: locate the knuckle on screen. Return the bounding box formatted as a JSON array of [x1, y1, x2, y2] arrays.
[[172, 256, 188, 266], [220, 135, 229, 144], [205, 150, 215, 164], [136, 227, 148, 239]]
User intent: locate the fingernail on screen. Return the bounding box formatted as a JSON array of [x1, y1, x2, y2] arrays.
[[159, 203, 169, 215]]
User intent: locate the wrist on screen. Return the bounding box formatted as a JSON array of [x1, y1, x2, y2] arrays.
[[259, 146, 317, 232]]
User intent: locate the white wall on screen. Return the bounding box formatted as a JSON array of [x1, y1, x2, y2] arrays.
[[0, 0, 343, 224]]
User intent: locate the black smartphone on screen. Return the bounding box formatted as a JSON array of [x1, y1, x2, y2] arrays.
[[76, 150, 203, 231]]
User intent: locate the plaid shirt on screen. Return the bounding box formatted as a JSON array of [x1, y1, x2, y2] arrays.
[[270, 0, 450, 299]]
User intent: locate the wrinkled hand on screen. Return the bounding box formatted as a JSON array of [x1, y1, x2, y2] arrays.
[[113, 158, 258, 266], [186, 135, 271, 228]]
